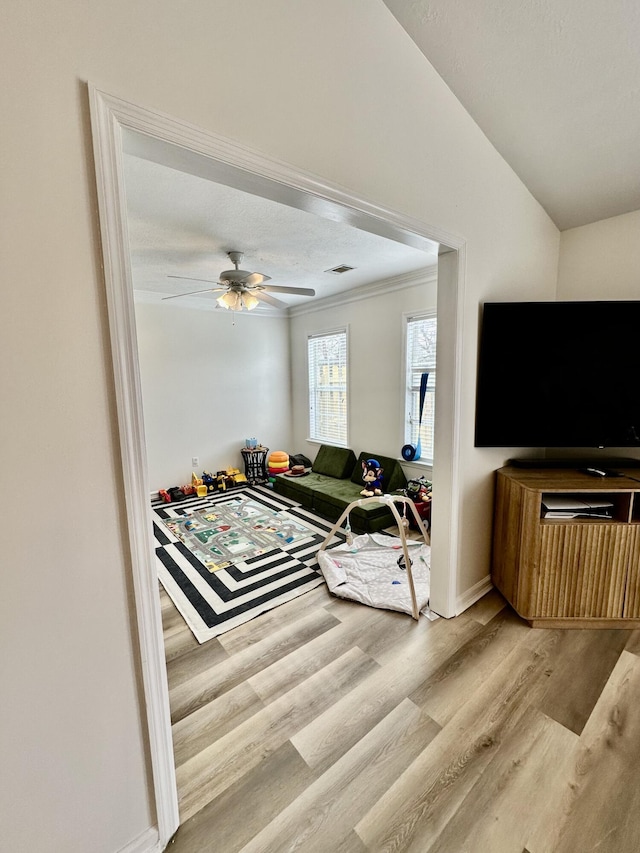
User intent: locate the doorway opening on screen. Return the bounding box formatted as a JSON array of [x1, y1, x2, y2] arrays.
[[89, 86, 465, 846]]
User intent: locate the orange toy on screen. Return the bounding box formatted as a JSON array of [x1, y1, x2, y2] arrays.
[[268, 451, 289, 468]]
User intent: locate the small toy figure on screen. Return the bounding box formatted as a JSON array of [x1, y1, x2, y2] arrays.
[[202, 471, 216, 493], [361, 458, 383, 496], [159, 489, 171, 503]]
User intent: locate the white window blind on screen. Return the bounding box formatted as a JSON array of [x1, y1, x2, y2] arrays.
[[308, 329, 348, 446], [405, 314, 437, 464]]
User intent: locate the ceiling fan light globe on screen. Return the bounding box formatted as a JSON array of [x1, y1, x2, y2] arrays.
[[218, 291, 240, 310], [242, 293, 259, 310]]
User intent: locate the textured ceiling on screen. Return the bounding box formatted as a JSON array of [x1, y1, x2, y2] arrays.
[[123, 154, 438, 311], [382, 0, 640, 230]]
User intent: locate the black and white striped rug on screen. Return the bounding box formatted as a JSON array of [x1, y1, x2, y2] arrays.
[[152, 486, 344, 643]]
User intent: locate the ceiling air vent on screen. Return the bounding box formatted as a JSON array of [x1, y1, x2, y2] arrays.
[[325, 264, 355, 274]]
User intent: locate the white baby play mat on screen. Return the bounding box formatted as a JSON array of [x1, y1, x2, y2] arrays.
[[317, 533, 431, 616]]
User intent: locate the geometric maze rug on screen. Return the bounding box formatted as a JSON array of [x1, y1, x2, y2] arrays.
[[152, 485, 345, 643]]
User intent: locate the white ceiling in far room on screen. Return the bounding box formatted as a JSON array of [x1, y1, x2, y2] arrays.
[[122, 154, 438, 312]]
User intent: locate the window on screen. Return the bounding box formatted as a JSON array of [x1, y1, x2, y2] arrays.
[[404, 313, 437, 464], [308, 329, 348, 446]]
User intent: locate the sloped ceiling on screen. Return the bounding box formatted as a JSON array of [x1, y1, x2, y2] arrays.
[[382, 0, 640, 230], [124, 1, 640, 311]]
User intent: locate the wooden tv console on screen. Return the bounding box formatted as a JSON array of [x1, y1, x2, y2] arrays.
[[492, 467, 640, 627]]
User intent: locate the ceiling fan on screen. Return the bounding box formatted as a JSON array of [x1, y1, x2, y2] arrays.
[[163, 250, 315, 311]]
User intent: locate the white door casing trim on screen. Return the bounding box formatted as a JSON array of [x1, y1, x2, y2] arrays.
[[88, 88, 180, 846], [87, 85, 466, 846]]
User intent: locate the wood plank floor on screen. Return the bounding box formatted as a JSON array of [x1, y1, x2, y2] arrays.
[[162, 583, 640, 852]]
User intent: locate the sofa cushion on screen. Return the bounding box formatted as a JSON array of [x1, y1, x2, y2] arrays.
[[351, 452, 407, 493], [312, 445, 356, 480], [311, 480, 401, 533], [311, 477, 362, 507], [272, 473, 315, 508]]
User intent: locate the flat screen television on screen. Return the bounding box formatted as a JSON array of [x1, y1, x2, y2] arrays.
[[475, 301, 640, 448]]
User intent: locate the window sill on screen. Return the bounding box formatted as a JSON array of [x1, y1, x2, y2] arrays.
[[306, 438, 348, 448], [398, 457, 433, 475]]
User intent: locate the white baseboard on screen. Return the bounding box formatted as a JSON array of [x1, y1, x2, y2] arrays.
[[117, 826, 161, 853], [456, 574, 493, 615]]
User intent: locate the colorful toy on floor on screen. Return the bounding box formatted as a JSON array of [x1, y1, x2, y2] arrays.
[[167, 486, 187, 502], [159, 489, 171, 503], [228, 468, 248, 486], [202, 471, 217, 493], [268, 450, 290, 475], [191, 472, 208, 497]]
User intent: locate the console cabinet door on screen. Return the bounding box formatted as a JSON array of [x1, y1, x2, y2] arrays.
[[492, 477, 544, 613], [623, 527, 640, 618], [533, 524, 630, 618]]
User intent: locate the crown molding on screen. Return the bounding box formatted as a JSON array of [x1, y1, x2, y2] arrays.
[[288, 265, 438, 317], [133, 266, 436, 318]]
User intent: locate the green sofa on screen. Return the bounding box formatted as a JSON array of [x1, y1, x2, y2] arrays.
[[273, 444, 408, 533]]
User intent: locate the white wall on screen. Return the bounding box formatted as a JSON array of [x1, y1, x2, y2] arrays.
[[1, 1, 559, 849], [134, 300, 291, 490], [558, 209, 640, 298], [290, 273, 438, 461], [138, 275, 434, 493], [556, 208, 640, 463]]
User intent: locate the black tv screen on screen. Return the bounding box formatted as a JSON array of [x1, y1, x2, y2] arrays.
[[475, 301, 640, 448]]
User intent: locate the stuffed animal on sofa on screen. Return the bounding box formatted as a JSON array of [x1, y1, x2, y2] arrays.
[[361, 458, 383, 496]]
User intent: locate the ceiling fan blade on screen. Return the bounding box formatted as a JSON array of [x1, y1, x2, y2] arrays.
[[243, 272, 272, 287], [168, 274, 220, 284], [254, 291, 288, 310], [261, 285, 316, 297], [162, 287, 224, 300]]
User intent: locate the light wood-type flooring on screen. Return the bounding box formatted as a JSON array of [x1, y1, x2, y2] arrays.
[[162, 581, 640, 852]]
